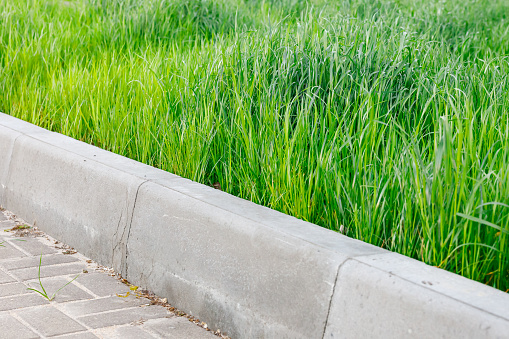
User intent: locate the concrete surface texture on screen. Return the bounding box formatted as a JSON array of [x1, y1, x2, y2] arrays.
[[1, 113, 509, 338], [0, 210, 218, 339]]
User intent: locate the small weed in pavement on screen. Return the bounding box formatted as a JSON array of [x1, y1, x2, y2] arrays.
[[27, 254, 80, 301]]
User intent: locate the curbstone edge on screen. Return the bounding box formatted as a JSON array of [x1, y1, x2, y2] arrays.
[[1, 113, 508, 338]]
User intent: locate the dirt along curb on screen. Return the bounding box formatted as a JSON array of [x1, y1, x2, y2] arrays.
[[1, 113, 508, 338]]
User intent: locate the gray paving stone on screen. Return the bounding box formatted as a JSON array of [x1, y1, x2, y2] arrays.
[[143, 317, 218, 338], [0, 240, 27, 260], [0, 269, 16, 283], [0, 293, 49, 311], [11, 237, 58, 255], [53, 332, 99, 339], [0, 313, 39, 339], [16, 306, 87, 337], [0, 281, 28, 297], [94, 325, 155, 339], [78, 304, 171, 329], [75, 272, 130, 297], [59, 295, 148, 317], [1, 253, 80, 270], [10, 262, 86, 281], [25, 276, 93, 303]]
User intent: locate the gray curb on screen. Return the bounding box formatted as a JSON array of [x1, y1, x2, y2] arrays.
[[1, 113, 508, 338]]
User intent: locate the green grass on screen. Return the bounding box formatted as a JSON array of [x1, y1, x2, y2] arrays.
[[1, 0, 508, 292]]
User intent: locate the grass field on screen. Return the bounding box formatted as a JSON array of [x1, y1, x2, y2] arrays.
[[1, 0, 508, 292]]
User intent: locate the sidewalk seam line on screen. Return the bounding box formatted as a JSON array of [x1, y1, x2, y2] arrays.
[[10, 311, 48, 338]]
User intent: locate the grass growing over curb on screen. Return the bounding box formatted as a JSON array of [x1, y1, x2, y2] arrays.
[[0, 0, 508, 291]]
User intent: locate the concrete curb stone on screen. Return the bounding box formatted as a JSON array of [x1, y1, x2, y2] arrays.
[[325, 258, 509, 338], [3, 134, 144, 271], [0, 126, 21, 204], [125, 180, 385, 338], [1, 113, 508, 338]]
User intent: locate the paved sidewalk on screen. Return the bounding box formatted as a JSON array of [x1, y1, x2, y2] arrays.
[[0, 209, 218, 339]]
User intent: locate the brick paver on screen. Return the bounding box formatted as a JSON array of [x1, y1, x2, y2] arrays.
[[0, 209, 218, 339]]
